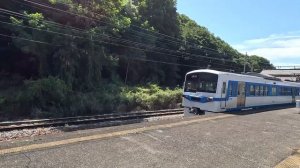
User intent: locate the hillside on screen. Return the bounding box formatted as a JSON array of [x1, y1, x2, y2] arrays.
[[0, 0, 274, 119]]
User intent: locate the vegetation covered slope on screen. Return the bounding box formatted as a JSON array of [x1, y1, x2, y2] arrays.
[[0, 0, 274, 119]]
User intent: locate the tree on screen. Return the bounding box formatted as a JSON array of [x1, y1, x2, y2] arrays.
[[248, 55, 275, 72]]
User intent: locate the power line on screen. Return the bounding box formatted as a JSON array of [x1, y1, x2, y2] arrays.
[[52, 0, 235, 55], [0, 33, 210, 69], [0, 33, 60, 46], [0, 9, 243, 68], [17, 0, 233, 57], [0, 18, 242, 70], [12, 0, 253, 70], [24, 1, 271, 70]]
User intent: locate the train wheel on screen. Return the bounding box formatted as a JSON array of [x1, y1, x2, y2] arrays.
[[195, 108, 205, 115]]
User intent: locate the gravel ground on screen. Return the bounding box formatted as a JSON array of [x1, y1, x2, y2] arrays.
[[0, 127, 62, 142], [0, 114, 183, 142]]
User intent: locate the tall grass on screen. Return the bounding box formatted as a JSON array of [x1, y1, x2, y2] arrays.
[[0, 77, 183, 120]]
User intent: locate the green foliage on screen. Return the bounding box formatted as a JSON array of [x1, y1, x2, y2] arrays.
[[120, 84, 182, 110], [248, 55, 274, 72], [0, 0, 274, 119], [17, 77, 71, 117], [2, 82, 182, 119], [178, 14, 241, 72]]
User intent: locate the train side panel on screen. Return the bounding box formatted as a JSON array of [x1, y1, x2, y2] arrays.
[[182, 69, 300, 115]]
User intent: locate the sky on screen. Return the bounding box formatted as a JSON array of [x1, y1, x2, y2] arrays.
[[177, 0, 300, 66]]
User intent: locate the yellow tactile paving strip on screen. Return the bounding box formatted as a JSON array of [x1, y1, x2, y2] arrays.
[[275, 150, 300, 168], [0, 114, 234, 155]]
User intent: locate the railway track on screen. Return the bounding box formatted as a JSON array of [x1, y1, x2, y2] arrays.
[[0, 109, 183, 132]]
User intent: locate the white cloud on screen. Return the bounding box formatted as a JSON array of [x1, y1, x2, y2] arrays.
[[233, 32, 300, 66]]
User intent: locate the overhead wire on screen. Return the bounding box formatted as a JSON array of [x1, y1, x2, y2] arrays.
[[18, 0, 234, 57], [0, 33, 209, 69], [52, 0, 232, 55], [1, 32, 235, 71], [0, 8, 242, 68], [0, 9, 244, 69], [1, 0, 248, 71], [0, 17, 242, 70], [17, 0, 261, 72]]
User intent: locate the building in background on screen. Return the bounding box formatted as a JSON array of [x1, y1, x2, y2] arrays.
[[261, 66, 300, 82]]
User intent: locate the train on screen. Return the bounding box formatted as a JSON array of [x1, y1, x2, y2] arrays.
[[182, 69, 300, 115]]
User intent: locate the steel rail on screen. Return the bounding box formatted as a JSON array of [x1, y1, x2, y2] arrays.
[[0, 109, 183, 132]]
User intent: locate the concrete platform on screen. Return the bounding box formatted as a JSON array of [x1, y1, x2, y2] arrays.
[[0, 108, 300, 168]]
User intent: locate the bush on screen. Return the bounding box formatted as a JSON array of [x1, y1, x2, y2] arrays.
[[17, 76, 71, 118], [120, 84, 182, 111], [1, 81, 182, 119]]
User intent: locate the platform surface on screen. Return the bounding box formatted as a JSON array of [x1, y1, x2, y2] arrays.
[[0, 108, 300, 168]]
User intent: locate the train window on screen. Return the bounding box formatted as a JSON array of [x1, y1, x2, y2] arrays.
[[184, 74, 199, 92], [281, 87, 289, 96], [278, 87, 282, 96], [222, 82, 226, 94], [255, 85, 260, 96], [272, 86, 277, 96], [250, 85, 255, 96], [263, 86, 268, 96], [259, 85, 264, 96], [292, 88, 295, 96], [228, 83, 233, 96], [184, 72, 218, 93]]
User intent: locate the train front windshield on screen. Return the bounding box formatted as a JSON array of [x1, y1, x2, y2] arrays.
[[184, 72, 218, 93]]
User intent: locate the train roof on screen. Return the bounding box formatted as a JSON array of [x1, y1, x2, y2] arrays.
[[187, 69, 300, 87], [187, 69, 229, 75]]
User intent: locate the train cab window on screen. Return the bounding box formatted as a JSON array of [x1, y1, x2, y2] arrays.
[[184, 72, 218, 93], [272, 86, 277, 96], [250, 85, 255, 96]]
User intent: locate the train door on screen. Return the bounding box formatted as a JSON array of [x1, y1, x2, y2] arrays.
[[292, 88, 296, 103], [220, 81, 227, 108], [237, 82, 246, 107]]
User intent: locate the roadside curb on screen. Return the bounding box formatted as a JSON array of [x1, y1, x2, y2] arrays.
[[275, 150, 300, 168]]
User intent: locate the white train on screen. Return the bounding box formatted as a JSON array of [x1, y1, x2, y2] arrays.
[[182, 69, 300, 115]]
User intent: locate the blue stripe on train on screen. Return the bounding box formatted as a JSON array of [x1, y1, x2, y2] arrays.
[[182, 95, 226, 103], [225, 103, 295, 112]]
